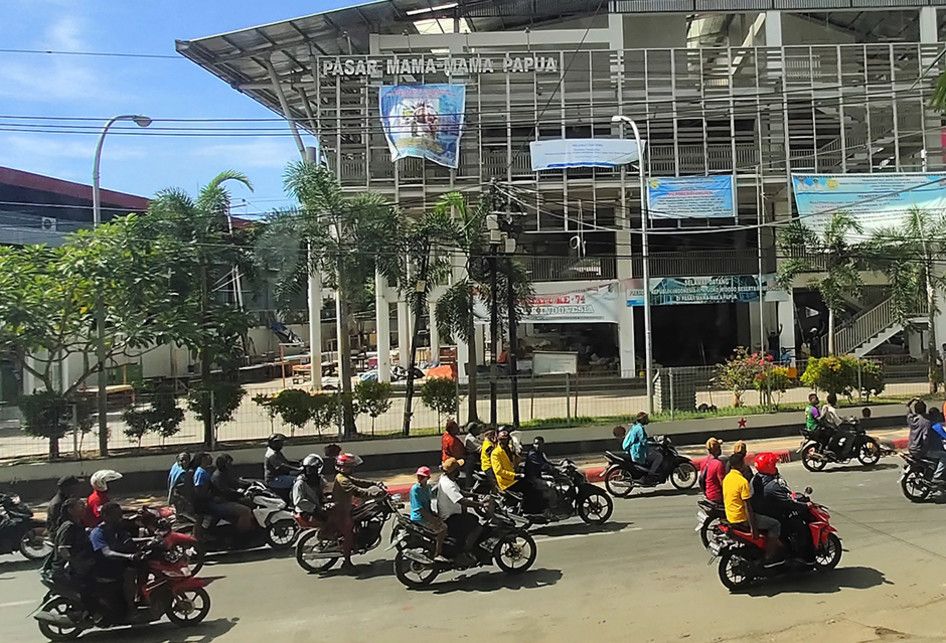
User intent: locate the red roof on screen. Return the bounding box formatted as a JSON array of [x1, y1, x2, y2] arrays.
[[0, 166, 150, 210]]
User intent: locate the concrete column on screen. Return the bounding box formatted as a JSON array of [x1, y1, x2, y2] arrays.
[[397, 299, 411, 366], [607, 13, 625, 50], [307, 254, 322, 389], [615, 228, 636, 378], [375, 270, 392, 382], [428, 299, 440, 364], [908, 329, 924, 359], [778, 299, 796, 359], [59, 352, 70, 393], [764, 10, 782, 47], [920, 7, 938, 43], [22, 354, 39, 394], [474, 324, 486, 366], [748, 303, 763, 352]]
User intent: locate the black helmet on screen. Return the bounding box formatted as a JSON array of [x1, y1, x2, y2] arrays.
[[302, 453, 324, 478], [268, 434, 286, 449]]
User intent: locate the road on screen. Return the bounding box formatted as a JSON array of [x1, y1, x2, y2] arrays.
[[1, 459, 945, 642]]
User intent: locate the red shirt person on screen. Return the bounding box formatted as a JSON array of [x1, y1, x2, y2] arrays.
[[700, 438, 726, 504], [85, 469, 122, 526], [441, 419, 466, 463]]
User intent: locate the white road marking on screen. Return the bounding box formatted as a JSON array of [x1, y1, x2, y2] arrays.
[[0, 599, 35, 609]]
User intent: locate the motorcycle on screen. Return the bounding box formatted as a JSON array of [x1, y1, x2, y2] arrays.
[[898, 452, 946, 502], [0, 493, 51, 561], [710, 486, 842, 591], [391, 501, 537, 589], [799, 420, 889, 471], [695, 498, 725, 550], [603, 436, 699, 497], [174, 480, 299, 565], [495, 459, 613, 526], [294, 485, 400, 573], [33, 530, 214, 641]]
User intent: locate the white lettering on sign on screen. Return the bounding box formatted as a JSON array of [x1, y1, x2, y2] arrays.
[[319, 55, 556, 77]]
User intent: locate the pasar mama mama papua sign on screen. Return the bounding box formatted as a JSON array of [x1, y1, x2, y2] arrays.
[[319, 54, 560, 78]]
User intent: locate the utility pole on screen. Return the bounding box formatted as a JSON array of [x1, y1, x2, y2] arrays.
[[505, 255, 521, 428]]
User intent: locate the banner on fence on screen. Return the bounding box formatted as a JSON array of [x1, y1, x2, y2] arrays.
[[647, 175, 737, 220], [792, 173, 946, 236], [529, 138, 643, 171], [626, 275, 781, 306], [473, 283, 621, 324], [379, 84, 465, 168]]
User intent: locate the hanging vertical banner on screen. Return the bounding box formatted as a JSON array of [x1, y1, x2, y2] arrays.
[[379, 84, 466, 168], [647, 175, 737, 219]]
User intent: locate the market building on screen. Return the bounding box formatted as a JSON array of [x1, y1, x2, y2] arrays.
[[177, 1, 946, 381]]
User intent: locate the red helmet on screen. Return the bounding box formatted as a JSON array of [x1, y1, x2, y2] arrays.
[[754, 452, 780, 476], [335, 453, 363, 470]]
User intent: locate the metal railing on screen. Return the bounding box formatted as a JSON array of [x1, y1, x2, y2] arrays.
[[834, 297, 929, 356], [520, 255, 617, 281]]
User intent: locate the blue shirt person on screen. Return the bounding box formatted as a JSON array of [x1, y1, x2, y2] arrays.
[[167, 452, 191, 502], [409, 480, 432, 522], [623, 420, 648, 464]]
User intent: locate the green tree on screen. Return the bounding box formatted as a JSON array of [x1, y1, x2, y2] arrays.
[[420, 377, 458, 429], [18, 391, 72, 459], [267, 388, 315, 436], [354, 379, 393, 435], [800, 355, 860, 396], [777, 212, 866, 354]]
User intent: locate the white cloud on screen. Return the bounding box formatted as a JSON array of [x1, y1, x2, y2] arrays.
[[193, 138, 301, 169], [0, 134, 145, 174]]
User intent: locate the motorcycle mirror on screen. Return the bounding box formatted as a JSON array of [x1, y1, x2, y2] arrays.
[[804, 486, 813, 495]]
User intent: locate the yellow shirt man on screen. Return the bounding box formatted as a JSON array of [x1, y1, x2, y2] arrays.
[[722, 469, 752, 525], [490, 443, 519, 491], [480, 437, 495, 472]]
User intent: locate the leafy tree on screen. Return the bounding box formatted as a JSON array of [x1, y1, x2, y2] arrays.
[[777, 212, 866, 354], [186, 379, 246, 439], [801, 355, 860, 396], [267, 388, 315, 436], [18, 391, 71, 459], [354, 379, 393, 435], [715, 347, 764, 407], [310, 391, 341, 435], [121, 382, 184, 448], [420, 377, 458, 429], [859, 359, 885, 401], [755, 364, 792, 408]]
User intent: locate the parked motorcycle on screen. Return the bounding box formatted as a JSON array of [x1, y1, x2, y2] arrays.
[[496, 459, 613, 526], [695, 498, 725, 550], [603, 437, 699, 497], [174, 480, 299, 565], [799, 420, 888, 471], [294, 485, 400, 573], [899, 452, 945, 502], [391, 501, 537, 589], [0, 493, 51, 561], [710, 486, 842, 591], [33, 530, 214, 641]]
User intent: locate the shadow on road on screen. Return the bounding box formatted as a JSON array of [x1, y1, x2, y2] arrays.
[[818, 462, 900, 474], [533, 521, 632, 538], [317, 557, 394, 580], [0, 558, 43, 574], [67, 617, 240, 642], [426, 567, 563, 594], [200, 546, 293, 567], [626, 487, 701, 499], [743, 565, 889, 597]]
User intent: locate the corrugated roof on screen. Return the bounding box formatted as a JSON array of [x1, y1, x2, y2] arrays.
[[0, 166, 150, 210]]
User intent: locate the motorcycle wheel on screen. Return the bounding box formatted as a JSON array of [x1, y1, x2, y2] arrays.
[[856, 439, 881, 466], [814, 533, 842, 570], [900, 470, 931, 503], [36, 596, 82, 641], [393, 551, 438, 589], [266, 519, 299, 549], [717, 550, 752, 591], [604, 466, 634, 498], [577, 488, 613, 525], [700, 515, 722, 550], [172, 524, 205, 574], [20, 528, 52, 560], [801, 445, 827, 472], [670, 462, 698, 490], [493, 529, 537, 575], [295, 529, 339, 573], [166, 587, 211, 626]]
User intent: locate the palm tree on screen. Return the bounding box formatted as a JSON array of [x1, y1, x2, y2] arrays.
[[866, 207, 946, 392], [261, 161, 402, 437], [777, 212, 866, 354]]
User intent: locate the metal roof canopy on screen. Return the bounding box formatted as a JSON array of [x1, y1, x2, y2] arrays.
[[175, 0, 945, 130]]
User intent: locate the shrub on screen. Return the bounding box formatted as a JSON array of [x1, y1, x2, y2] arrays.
[[420, 377, 457, 428], [715, 347, 770, 407], [267, 388, 315, 436], [187, 380, 246, 428], [310, 392, 341, 435], [755, 365, 792, 408], [800, 355, 860, 397], [121, 383, 185, 448], [354, 380, 393, 435], [858, 359, 885, 401], [20, 391, 72, 460]]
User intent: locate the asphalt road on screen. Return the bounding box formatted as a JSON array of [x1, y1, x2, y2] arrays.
[[2, 459, 945, 643]]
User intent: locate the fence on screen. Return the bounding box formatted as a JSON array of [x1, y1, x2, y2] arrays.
[[0, 353, 935, 462]]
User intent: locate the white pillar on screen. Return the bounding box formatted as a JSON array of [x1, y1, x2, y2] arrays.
[[397, 299, 411, 366], [428, 299, 440, 364], [749, 303, 763, 352], [764, 10, 782, 47], [22, 354, 39, 395], [307, 258, 323, 389], [59, 352, 70, 393], [920, 7, 938, 43], [474, 324, 486, 366], [615, 228, 636, 378], [375, 270, 392, 382], [778, 299, 796, 360]]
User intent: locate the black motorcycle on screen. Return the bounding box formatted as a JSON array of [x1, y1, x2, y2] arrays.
[[899, 452, 946, 502], [391, 502, 537, 589], [495, 459, 613, 526], [0, 493, 50, 561], [799, 420, 888, 472], [603, 436, 699, 497]]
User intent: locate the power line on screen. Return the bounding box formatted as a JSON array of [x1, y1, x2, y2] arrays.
[[0, 48, 181, 60]]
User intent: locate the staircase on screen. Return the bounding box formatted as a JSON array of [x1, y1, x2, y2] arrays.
[[834, 297, 929, 357]]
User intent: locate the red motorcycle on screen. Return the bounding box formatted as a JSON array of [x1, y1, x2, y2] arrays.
[[711, 486, 842, 591], [33, 530, 216, 641]]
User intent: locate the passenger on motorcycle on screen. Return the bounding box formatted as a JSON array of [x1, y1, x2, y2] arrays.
[[332, 453, 384, 572], [86, 470, 122, 527], [264, 434, 302, 493], [210, 454, 254, 532], [480, 427, 498, 487], [907, 399, 946, 485], [50, 498, 95, 587], [524, 436, 558, 513], [167, 452, 190, 504], [89, 502, 140, 619], [722, 452, 780, 563], [490, 430, 525, 493], [47, 475, 83, 532], [409, 466, 448, 562], [463, 423, 484, 487], [750, 453, 810, 560], [442, 419, 466, 463], [293, 454, 327, 521], [436, 457, 484, 556], [699, 438, 726, 504], [623, 412, 663, 479]]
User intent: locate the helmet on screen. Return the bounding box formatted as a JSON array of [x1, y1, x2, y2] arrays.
[[302, 453, 324, 477], [336, 453, 363, 470], [268, 433, 287, 449], [754, 452, 780, 476], [90, 470, 122, 492]]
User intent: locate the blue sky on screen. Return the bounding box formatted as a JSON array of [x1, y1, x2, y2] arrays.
[[0, 0, 357, 214]]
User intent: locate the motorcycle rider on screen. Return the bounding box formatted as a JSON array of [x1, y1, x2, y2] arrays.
[[722, 451, 781, 564], [908, 399, 946, 485], [210, 454, 253, 532], [264, 434, 302, 496], [490, 430, 531, 506], [803, 393, 821, 435], [437, 457, 484, 556], [524, 436, 558, 514], [624, 412, 663, 480], [331, 453, 384, 572], [409, 466, 448, 562], [441, 419, 466, 463], [86, 470, 122, 527], [462, 423, 484, 488], [89, 502, 139, 619], [750, 453, 811, 561], [50, 498, 94, 586], [47, 475, 83, 532], [292, 454, 327, 522], [480, 427, 498, 487]]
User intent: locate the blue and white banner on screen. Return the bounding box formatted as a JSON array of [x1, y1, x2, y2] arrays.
[[529, 139, 643, 171], [647, 175, 737, 220], [626, 275, 781, 307], [379, 84, 465, 168]]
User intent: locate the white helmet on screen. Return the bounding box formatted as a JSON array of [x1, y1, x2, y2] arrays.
[[90, 469, 122, 492]]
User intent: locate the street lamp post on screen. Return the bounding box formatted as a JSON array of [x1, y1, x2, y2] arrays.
[[611, 115, 653, 415], [92, 114, 152, 456]]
